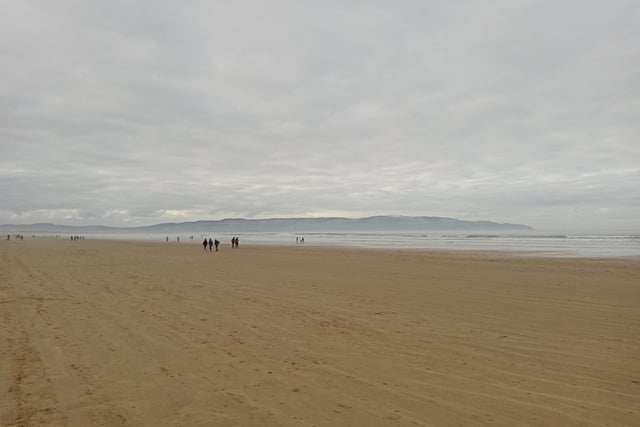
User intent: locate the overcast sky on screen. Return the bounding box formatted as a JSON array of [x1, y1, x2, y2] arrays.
[[1, 1, 639, 232]]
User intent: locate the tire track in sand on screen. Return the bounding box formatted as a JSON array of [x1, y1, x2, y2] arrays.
[[0, 251, 68, 426]]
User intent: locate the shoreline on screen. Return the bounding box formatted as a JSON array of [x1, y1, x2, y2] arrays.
[[7, 233, 640, 261]]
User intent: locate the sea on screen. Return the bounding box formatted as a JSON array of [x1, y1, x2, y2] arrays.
[[74, 231, 640, 258]]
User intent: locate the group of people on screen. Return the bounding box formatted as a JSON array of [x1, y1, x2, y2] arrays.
[[201, 236, 240, 251], [296, 236, 305, 244], [202, 237, 220, 252]]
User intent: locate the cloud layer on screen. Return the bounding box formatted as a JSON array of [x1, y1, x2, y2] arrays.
[[1, 1, 639, 232]]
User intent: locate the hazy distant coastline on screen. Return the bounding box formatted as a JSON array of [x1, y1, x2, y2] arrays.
[[4, 217, 639, 258], [1, 215, 533, 234]]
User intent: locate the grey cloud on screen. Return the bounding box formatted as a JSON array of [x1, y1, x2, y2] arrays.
[[1, 1, 638, 232]]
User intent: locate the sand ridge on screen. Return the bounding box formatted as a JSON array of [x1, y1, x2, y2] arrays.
[[1, 238, 639, 426]]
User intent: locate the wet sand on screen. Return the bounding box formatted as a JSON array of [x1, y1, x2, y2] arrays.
[[1, 238, 639, 426]]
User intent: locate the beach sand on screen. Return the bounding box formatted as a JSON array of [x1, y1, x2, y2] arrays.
[[1, 239, 639, 426]]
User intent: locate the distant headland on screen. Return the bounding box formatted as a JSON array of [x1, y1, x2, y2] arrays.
[[1, 216, 533, 234]]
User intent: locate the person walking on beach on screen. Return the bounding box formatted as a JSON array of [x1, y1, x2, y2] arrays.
[[208, 238, 213, 252], [202, 238, 208, 251], [214, 239, 220, 251]]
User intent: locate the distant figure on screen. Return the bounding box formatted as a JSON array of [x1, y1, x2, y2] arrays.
[[231, 237, 236, 248], [166, 236, 169, 243], [203, 238, 208, 251], [214, 239, 220, 251], [235, 237, 239, 248], [296, 236, 299, 244], [301, 236, 304, 244], [177, 236, 180, 243], [208, 238, 213, 252]]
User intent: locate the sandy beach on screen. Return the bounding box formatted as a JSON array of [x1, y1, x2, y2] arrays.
[[1, 239, 639, 426]]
